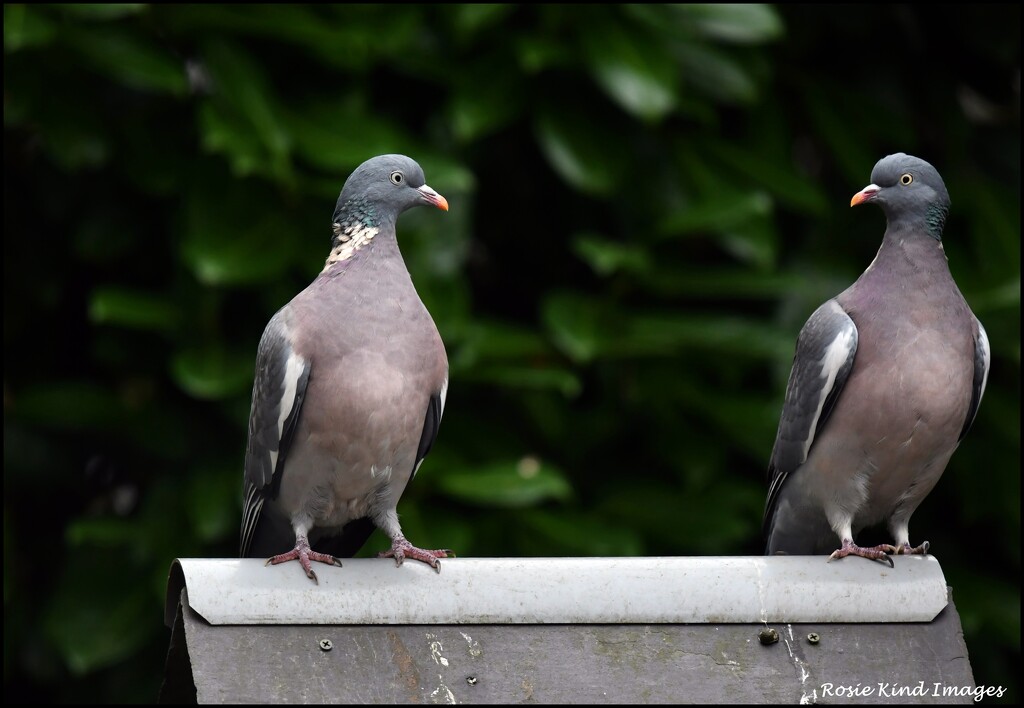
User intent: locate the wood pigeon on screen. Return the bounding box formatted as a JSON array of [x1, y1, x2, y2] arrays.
[[239, 154, 453, 582], [763, 153, 990, 565]]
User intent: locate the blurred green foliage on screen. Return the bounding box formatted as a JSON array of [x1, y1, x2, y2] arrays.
[[4, 4, 1019, 703]]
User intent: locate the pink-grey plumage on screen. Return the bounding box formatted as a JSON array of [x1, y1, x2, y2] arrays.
[[763, 153, 989, 565], [239, 154, 453, 583]]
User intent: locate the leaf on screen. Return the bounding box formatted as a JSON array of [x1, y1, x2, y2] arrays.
[[435, 457, 573, 507], [638, 267, 808, 300], [541, 292, 614, 363], [677, 4, 784, 44], [198, 103, 268, 178], [73, 209, 143, 263], [514, 35, 572, 73], [171, 346, 254, 400], [534, 105, 624, 195], [46, 124, 110, 170], [62, 26, 187, 95], [321, 6, 428, 75], [200, 40, 291, 181], [448, 62, 526, 143], [675, 43, 758, 105], [583, 21, 678, 122], [720, 218, 778, 270], [412, 154, 478, 195], [12, 381, 126, 432], [543, 292, 793, 362], [89, 287, 180, 332], [179, 178, 301, 285], [66, 517, 137, 547], [44, 555, 158, 675], [460, 365, 582, 397], [165, 5, 372, 70], [3, 423, 75, 485], [186, 464, 239, 542], [968, 276, 1021, 314], [123, 405, 196, 461], [656, 163, 781, 268], [450, 4, 516, 40], [572, 233, 652, 276], [605, 481, 763, 554], [286, 96, 411, 173], [520, 509, 645, 556], [658, 191, 773, 237], [4, 4, 56, 52], [456, 320, 552, 363], [673, 386, 781, 459], [803, 90, 880, 187], [627, 312, 794, 360], [962, 181, 1021, 281], [52, 4, 147, 19], [704, 139, 829, 215]]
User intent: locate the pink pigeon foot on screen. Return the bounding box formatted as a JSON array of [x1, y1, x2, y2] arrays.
[[379, 537, 454, 573], [828, 538, 895, 568], [881, 540, 931, 556], [266, 534, 342, 584]]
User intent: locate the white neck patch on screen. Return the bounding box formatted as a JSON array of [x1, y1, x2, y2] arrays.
[[323, 221, 380, 271]]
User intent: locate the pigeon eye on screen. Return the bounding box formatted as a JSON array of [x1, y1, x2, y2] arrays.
[[390, 171, 404, 185], [900, 173, 913, 186]]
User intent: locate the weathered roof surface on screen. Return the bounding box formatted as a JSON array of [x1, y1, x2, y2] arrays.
[[161, 557, 975, 704]]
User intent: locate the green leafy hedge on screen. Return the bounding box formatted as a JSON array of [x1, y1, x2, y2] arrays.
[[4, 4, 1019, 702]]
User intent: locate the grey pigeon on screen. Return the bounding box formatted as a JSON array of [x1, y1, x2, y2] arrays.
[[239, 154, 452, 582], [763, 153, 990, 565]]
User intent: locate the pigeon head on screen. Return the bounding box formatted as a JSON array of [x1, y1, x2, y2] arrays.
[[850, 153, 950, 240], [333, 154, 448, 228]]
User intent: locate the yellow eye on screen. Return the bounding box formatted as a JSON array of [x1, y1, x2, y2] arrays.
[[900, 173, 914, 186]]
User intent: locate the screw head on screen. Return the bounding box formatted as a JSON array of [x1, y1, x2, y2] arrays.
[[758, 627, 779, 645], [807, 633, 820, 645], [319, 639, 333, 651]]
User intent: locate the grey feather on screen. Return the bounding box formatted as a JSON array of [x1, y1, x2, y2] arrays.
[[238, 154, 451, 576], [763, 300, 858, 545], [414, 390, 445, 479], [239, 310, 311, 557], [958, 319, 990, 442], [764, 153, 987, 558]]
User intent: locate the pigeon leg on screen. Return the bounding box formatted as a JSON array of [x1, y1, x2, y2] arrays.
[[379, 535, 454, 573], [828, 538, 895, 568], [266, 533, 342, 584]]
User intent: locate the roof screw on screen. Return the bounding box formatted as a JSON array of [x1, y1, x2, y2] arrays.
[[466, 676, 478, 686], [758, 627, 779, 645], [807, 632, 820, 645], [319, 639, 333, 652]]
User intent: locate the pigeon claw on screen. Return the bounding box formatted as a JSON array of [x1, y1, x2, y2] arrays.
[[828, 538, 895, 568], [265, 536, 342, 584], [886, 540, 931, 556], [379, 538, 453, 573]]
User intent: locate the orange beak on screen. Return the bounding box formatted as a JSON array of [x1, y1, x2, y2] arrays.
[[418, 184, 449, 212], [850, 184, 880, 207]]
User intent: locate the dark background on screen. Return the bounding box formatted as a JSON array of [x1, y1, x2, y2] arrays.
[[4, 4, 1019, 703]]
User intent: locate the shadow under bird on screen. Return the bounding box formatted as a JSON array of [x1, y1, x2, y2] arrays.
[[239, 154, 453, 582], [763, 153, 990, 565]]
